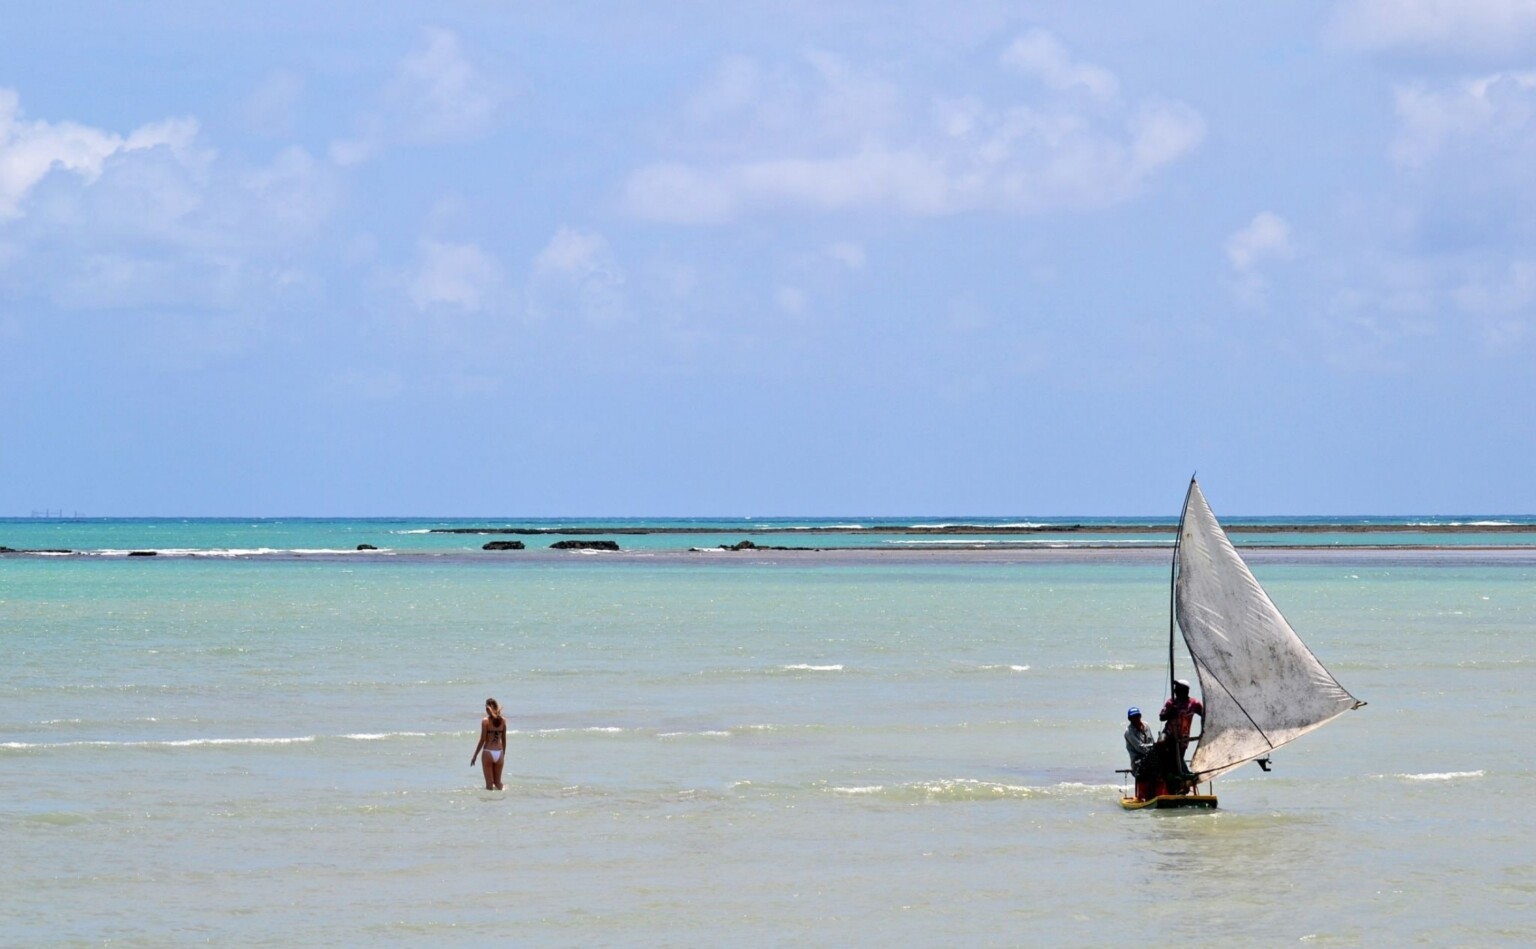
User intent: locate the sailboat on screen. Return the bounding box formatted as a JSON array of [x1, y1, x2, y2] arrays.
[[1120, 478, 1366, 810]]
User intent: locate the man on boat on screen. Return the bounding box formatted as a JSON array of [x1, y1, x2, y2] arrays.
[[1159, 678, 1203, 758], [1124, 707, 1157, 799]]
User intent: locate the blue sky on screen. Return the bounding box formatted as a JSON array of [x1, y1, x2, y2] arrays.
[[3, 1, 1535, 516]]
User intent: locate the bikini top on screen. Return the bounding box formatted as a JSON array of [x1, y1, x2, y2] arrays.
[[486, 718, 505, 742]]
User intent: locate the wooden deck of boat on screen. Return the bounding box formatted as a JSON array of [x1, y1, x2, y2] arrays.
[[1119, 794, 1218, 810]]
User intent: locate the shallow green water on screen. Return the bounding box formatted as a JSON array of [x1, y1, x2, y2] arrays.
[[3, 533, 1533, 945]]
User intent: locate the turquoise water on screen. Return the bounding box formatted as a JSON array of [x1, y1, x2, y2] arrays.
[[5, 514, 1536, 555], [3, 522, 1534, 945]]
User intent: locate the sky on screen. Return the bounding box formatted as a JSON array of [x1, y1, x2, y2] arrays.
[[3, 1, 1535, 517]]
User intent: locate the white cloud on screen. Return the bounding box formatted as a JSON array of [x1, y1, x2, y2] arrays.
[[44, 253, 238, 312], [1391, 71, 1536, 168], [327, 139, 373, 168], [1293, 67, 1536, 362], [628, 149, 956, 223], [1226, 212, 1296, 308], [1128, 100, 1207, 170], [1386, 71, 1536, 267], [684, 51, 905, 148], [1000, 29, 1119, 100], [534, 226, 610, 277], [826, 241, 866, 268], [1227, 212, 1295, 272], [1308, 244, 1536, 368], [330, 27, 503, 164], [530, 226, 626, 323], [1304, 252, 1442, 371], [623, 36, 1203, 223], [687, 55, 764, 123], [239, 146, 340, 238], [776, 285, 806, 314], [0, 88, 201, 219], [1451, 259, 1536, 352], [1454, 259, 1536, 315], [0, 88, 347, 326], [409, 239, 503, 311], [1331, 0, 1536, 58], [621, 163, 739, 225], [389, 27, 501, 144]]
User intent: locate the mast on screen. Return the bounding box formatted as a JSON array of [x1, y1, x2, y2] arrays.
[[1167, 475, 1196, 697]]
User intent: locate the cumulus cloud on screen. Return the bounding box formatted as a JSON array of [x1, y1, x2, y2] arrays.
[[1, 88, 342, 321], [1453, 259, 1536, 320], [1252, 66, 1536, 359], [409, 239, 503, 311], [1391, 71, 1536, 168], [1331, 0, 1536, 59], [1384, 69, 1536, 266], [534, 227, 610, 277], [623, 35, 1203, 223], [1311, 247, 1536, 367], [330, 27, 503, 165], [776, 285, 806, 314], [0, 88, 201, 219], [1227, 212, 1295, 272], [826, 241, 866, 268], [1459, 261, 1535, 351], [626, 150, 958, 222], [1000, 29, 1119, 100], [1225, 212, 1296, 307], [389, 28, 501, 144], [530, 226, 626, 323]]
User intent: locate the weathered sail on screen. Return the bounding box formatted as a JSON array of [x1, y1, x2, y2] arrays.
[[1176, 480, 1361, 780]]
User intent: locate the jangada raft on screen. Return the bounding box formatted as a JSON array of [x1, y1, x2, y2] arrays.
[[1121, 479, 1366, 810]]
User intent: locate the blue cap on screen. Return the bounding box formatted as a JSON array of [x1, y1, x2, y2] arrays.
[[1127, 706, 1141, 719]]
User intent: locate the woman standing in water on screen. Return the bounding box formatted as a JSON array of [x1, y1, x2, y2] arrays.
[[470, 698, 506, 790]]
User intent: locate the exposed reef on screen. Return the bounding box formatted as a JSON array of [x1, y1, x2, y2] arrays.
[[431, 522, 1536, 536]]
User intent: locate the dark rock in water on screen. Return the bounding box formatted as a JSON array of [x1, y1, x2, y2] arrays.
[[357, 544, 378, 551], [717, 538, 817, 551], [550, 540, 619, 551], [0, 546, 14, 553], [128, 550, 158, 557], [483, 540, 526, 551]]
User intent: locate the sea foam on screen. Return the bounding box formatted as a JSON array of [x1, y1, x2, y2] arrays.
[[1397, 770, 1486, 781]]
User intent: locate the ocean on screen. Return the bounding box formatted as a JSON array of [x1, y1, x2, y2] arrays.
[[3, 517, 1534, 946]]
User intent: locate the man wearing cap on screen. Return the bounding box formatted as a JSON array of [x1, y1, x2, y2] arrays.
[[1159, 678, 1204, 760], [1124, 707, 1157, 799]]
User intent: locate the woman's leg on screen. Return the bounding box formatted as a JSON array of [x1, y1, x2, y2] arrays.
[[492, 751, 505, 790], [480, 750, 495, 790]]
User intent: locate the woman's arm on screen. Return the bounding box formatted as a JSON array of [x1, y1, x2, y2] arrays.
[[471, 718, 487, 764]]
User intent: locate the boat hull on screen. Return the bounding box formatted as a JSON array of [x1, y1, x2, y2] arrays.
[[1120, 794, 1218, 810]]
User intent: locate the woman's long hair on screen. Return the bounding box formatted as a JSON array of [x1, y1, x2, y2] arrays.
[[485, 698, 503, 729]]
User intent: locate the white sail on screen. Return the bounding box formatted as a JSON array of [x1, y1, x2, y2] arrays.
[[1176, 481, 1361, 780]]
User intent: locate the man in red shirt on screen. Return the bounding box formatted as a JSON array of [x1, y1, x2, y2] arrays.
[[1159, 678, 1203, 761]]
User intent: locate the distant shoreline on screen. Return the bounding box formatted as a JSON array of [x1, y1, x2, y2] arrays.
[[430, 522, 1536, 535], [7, 545, 1536, 567]]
